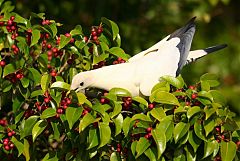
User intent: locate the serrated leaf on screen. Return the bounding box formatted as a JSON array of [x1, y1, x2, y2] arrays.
[[30, 29, 40, 46], [109, 87, 132, 97], [150, 91, 180, 106], [187, 106, 202, 119], [99, 122, 111, 148], [221, 141, 237, 161], [152, 129, 166, 159], [58, 34, 71, 49], [113, 114, 123, 136], [150, 107, 166, 122], [136, 137, 151, 158], [174, 122, 190, 143], [40, 108, 56, 119], [32, 119, 47, 142], [79, 113, 95, 132], [107, 47, 130, 61], [66, 107, 83, 129], [51, 81, 70, 90]]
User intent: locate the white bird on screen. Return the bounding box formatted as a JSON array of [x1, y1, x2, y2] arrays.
[[70, 17, 226, 96]]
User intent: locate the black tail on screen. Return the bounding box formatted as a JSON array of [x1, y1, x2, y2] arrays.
[[167, 17, 196, 75], [204, 44, 227, 53]]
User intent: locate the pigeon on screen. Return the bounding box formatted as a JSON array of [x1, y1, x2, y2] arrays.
[[70, 17, 226, 96]]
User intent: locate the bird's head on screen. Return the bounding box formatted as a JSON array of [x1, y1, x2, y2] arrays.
[[70, 72, 94, 93]]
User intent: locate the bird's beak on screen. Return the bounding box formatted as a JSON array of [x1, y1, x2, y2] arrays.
[[74, 88, 85, 94]]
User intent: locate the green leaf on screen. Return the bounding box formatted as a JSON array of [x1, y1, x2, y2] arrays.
[[200, 73, 220, 87], [51, 122, 60, 140], [122, 117, 131, 137], [209, 90, 226, 105], [188, 131, 202, 153], [194, 121, 206, 141], [79, 113, 95, 132], [48, 23, 57, 37], [221, 141, 237, 161], [58, 34, 71, 49], [14, 13, 27, 24], [136, 137, 151, 158], [93, 53, 109, 65], [107, 47, 130, 61], [11, 136, 24, 157], [101, 17, 119, 40], [187, 106, 202, 119], [2, 79, 12, 92], [203, 140, 219, 158], [23, 139, 30, 161], [131, 141, 137, 156], [156, 117, 174, 142], [201, 80, 210, 91], [150, 91, 180, 106], [76, 92, 92, 107], [109, 87, 132, 97], [30, 29, 40, 46], [3, 63, 15, 77], [150, 107, 166, 122], [144, 148, 157, 161], [66, 107, 83, 129], [41, 74, 50, 93], [88, 127, 99, 149], [110, 152, 121, 161], [51, 81, 70, 90], [31, 89, 43, 98], [109, 101, 122, 118], [99, 122, 111, 148], [28, 68, 41, 85], [113, 114, 123, 136], [174, 149, 186, 161], [20, 77, 30, 88], [133, 96, 148, 107], [203, 118, 215, 136], [161, 75, 184, 89], [131, 114, 152, 122], [70, 25, 83, 36], [152, 129, 166, 159], [174, 122, 190, 143], [32, 119, 47, 142], [20, 115, 39, 139], [40, 108, 56, 119]]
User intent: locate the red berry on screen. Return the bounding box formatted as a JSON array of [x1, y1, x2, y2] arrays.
[[215, 127, 221, 132], [148, 103, 155, 109], [7, 20, 13, 26], [97, 27, 103, 34], [3, 141, 8, 146], [4, 145, 10, 151], [51, 71, 57, 77], [3, 138, 9, 143], [47, 44, 52, 49], [16, 73, 22, 79], [44, 97, 50, 103], [236, 140, 240, 147], [9, 143, 14, 148], [116, 147, 121, 152], [0, 60, 6, 67], [83, 36, 88, 42], [221, 135, 225, 140], [11, 44, 17, 49], [189, 85, 195, 90], [8, 132, 13, 137], [45, 20, 50, 25], [47, 50, 53, 56], [11, 131, 16, 135], [65, 33, 71, 37], [92, 31, 97, 36], [191, 93, 198, 99], [52, 47, 58, 53], [45, 33, 50, 39], [57, 108, 63, 114], [10, 16, 15, 21], [185, 101, 191, 106], [117, 143, 121, 148], [92, 36, 98, 41], [146, 127, 152, 133], [100, 98, 107, 104]]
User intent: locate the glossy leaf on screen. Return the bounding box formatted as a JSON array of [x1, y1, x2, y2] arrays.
[[132, 96, 148, 107], [58, 34, 71, 49], [187, 106, 202, 119], [3, 63, 15, 77], [99, 122, 111, 148], [203, 118, 215, 136], [150, 107, 166, 122], [88, 127, 99, 149], [12, 136, 24, 157], [40, 108, 56, 119], [194, 120, 206, 141], [41, 74, 51, 93], [152, 128, 166, 159], [51, 81, 70, 90], [28, 68, 41, 85], [32, 119, 47, 142], [161, 75, 184, 89], [108, 47, 130, 61], [23, 139, 30, 161], [221, 141, 237, 161], [109, 87, 132, 97], [66, 106, 83, 129], [30, 29, 40, 46], [70, 25, 83, 36], [110, 152, 121, 161], [79, 113, 95, 132], [144, 148, 157, 161], [188, 131, 202, 152], [20, 115, 39, 139], [136, 137, 151, 158], [150, 91, 180, 106], [122, 117, 131, 137], [200, 73, 220, 87], [113, 114, 123, 136], [101, 17, 119, 40], [174, 122, 190, 143], [203, 140, 219, 158], [131, 113, 152, 122]]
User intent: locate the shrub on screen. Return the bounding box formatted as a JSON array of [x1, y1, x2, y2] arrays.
[[0, 1, 239, 160]]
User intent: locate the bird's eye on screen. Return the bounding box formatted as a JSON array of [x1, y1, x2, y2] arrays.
[[80, 82, 84, 86]]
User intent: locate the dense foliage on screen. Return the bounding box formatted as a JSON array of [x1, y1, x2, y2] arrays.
[[0, 1, 239, 161]]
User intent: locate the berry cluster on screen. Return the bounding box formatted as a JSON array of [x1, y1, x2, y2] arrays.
[[93, 61, 105, 69], [5, 70, 24, 83], [11, 44, 19, 55], [2, 138, 14, 151], [214, 126, 229, 143], [122, 97, 132, 110], [41, 19, 51, 26], [56, 96, 72, 118], [90, 26, 103, 44], [144, 127, 152, 139], [113, 57, 126, 65], [81, 106, 92, 117], [5, 16, 19, 40]]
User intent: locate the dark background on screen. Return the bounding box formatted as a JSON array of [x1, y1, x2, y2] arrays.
[[14, 0, 240, 114]]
